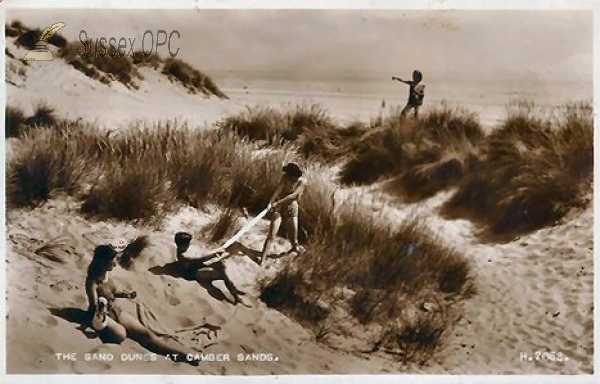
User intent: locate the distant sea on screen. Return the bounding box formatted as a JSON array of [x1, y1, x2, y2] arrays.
[[220, 78, 593, 129]]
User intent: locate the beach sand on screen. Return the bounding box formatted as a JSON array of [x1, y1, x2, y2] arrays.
[[5, 39, 594, 375]]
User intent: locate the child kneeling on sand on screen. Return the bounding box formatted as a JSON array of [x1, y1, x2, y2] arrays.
[[174, 232, 250, 307]]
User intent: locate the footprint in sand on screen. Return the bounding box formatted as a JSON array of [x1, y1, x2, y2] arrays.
[[75, 257, 89, 270], [50, 280, 74, 293], [247, 323, 266, 337], [44, 314, 58, 327], [72, 345, 120, 374], [168, 296, 181, 306], [165, 291, 181, 307], [72, 293, 89, 307]]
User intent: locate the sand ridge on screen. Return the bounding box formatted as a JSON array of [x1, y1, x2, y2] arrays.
[[349, 184, 594, 374]]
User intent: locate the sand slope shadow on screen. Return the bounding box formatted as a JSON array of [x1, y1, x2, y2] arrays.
[[48, 307, 96, 340]]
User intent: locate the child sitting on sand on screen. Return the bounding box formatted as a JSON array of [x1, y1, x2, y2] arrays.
[[260, 162, 308, 266], [85, 244, 199, 365], [174, 232, 251, 307], [392, 69, 426, 119]]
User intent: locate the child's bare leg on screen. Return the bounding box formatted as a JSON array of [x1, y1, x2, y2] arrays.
[[221, 268, 250, 306], [400, 103, 411, 119], [196, 264, 249, 306], [289, 216, 299, 251], [195, 267, 221, 282], [117, 312, 199, 365], [261, 214, 282, 265]]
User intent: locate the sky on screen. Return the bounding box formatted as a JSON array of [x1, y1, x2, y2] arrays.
[[7, 9, 594, 83]]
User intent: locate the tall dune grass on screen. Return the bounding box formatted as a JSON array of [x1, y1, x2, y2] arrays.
[[222, 103, 485, 200], [341, 104, 484, 199], [217, 104, 342, 148], [5, 103, 61, 138], [260, 200, 474, 356], [59, 42, 142, 89], [162, 58, 228, 99], [5, 106, 26, 138], [80, 157, 174, 222], [7, 125, 90, 207], [260, 165, 473, 356], [6, 119, 283, 219], [444, 101, 593, 236], [11, 21, 67, 50], [217, 105, 287, 144], [296, 121, 370, 162]]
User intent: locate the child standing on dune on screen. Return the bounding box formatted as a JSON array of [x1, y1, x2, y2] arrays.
[[260, 162, 308, 266], [392, 69, 425, 119]]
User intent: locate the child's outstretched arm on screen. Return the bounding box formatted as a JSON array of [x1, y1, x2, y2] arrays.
[[177, 250, 221, 264], [392, 76, 410, 84]]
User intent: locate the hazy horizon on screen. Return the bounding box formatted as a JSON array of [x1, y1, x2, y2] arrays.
[[7, 9, 593, 84]]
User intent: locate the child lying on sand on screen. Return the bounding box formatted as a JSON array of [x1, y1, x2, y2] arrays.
[[174, 232, 251, 308]]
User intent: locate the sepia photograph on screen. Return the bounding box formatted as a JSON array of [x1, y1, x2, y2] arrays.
[[3, 2, 595, 378]]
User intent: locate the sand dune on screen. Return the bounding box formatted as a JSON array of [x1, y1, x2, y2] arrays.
[[7, 189, 593, 374], [6, 40, 384, 130], [345, 184, 594, 374], [440, 204, 594, 374], [5, 35, 593, 375], [6, 44, 241, 129], [7, 199, 391, 374]]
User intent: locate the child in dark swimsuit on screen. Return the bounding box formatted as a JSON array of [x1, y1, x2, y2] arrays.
[[174, 232, 250, 307], [392, 69, 425, 119]]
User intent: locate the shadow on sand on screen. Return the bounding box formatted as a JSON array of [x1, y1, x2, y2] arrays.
[[148, 261, 233, 304], [48, 306, 96, 339], [227, 241, 292, 264], [148, 242, 291, 304]]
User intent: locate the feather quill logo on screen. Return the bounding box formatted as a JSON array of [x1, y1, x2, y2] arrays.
[[23, 22, 66, 62]]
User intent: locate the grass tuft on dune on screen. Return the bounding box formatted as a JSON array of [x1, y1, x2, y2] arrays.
[[11, 20, 68, 50], [220, 102, 485, 200], [59, 42, 143, 89], [7, 123, 90, 207], [340, 104, 484, 199], [5, 105, 27, 138], [444, 101, 593, 237], [221, 100, 593, 239], [218, 104, 369, 162], [260, 172, 473, 358], [6, 103, 61, 138], [162, 58, 229, 99]]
